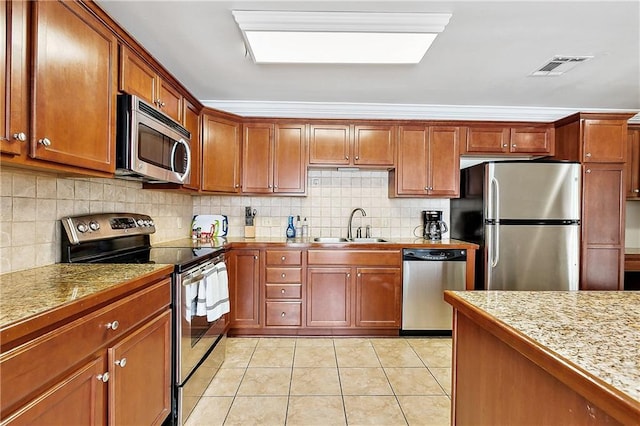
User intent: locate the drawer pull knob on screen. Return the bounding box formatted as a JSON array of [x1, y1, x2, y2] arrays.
[[635, 189, 640, 193], [502, 143, 508, 148], [281, 273, 286, 278], [281, 256, 286, 261], [13, 132, 27, 142], [281, 288, 286, 294], [97, 372, 110, 383], [106, 320, 120, 330], [281, 312, 286, 317], [38, 137, 51, 146], [585, 152, 592, 158], [586, 169, 592, 174], [115, 358, 127, 368]]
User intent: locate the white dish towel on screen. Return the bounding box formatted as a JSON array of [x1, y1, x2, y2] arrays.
[[195, 263, 230, 322]]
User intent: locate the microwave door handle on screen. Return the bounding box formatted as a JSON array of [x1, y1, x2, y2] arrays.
[[171, 138, 191, 183]]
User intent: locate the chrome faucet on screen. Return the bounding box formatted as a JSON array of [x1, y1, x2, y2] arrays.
[[347, 208, 367, 239]]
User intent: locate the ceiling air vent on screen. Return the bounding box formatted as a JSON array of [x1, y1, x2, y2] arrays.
[[530, 55, 593, 76]]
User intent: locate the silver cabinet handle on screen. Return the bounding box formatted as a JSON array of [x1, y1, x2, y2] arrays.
[[268, 184, 272, 188], [281, 312, 286, 317], [281, 256, 286, 262], [274, 185, 278, 189], [281, 273, 286, 278], [357, 273, 361, 277], [97, 372, 110, 383], [585, 152, 592, 158], [345, 156, 349, 160], [355, 156, 359, 160], [13, 132, 27, 141], [586, 169, 592, 174], [281, 288, 286, 294], [106, 320, 119, 330], [38, 138, 51, 146], [115, 358, 127, 368], [502, 143, 508, 148], [512, 144, 517, 148], [254, 255, 258, 260], [346, 273, 351, 278], [155, 99, 166, 108], [635, 189, 640, 193]]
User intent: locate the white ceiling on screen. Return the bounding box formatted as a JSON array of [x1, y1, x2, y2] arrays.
[[96, 0, 640, 122]]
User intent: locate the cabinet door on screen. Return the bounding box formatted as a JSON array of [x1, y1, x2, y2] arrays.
[[108, 311, 171, 426], [119, 45, 157, 106], [428, 126, 460, 197], [510, 127, 553, 154], [242, 123, 273, 193], [306, 267, 351, 327], [1, 0, 28, 156], [228, 250, 261, 327], [309, 124, 350, 165], [394, 126, 428, 195], [581, 164, 624, 290], [582, 119, 627, 163], [157, 78, 182, 123], [201, 114, 241, 193], [182, 99, 201, 191], [30, 0, 117, 173], [353, 125, 395, 166], [274, 123, 307, 194], [355, 267, 401, 328], [2, 356, 105, 426], [465, 126, 509, 153], [626, 128, 640, 198]]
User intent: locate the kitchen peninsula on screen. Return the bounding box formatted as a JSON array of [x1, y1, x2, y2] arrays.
[[444, 290, 640, 425]]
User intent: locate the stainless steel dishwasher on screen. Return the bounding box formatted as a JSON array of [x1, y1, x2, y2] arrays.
[[402, 248, 467, 334]]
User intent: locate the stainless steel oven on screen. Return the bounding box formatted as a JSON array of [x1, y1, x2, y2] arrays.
[[61, 213, 228, 426]]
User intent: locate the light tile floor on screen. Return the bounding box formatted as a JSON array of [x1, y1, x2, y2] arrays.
[[186, 337, 452, 426]]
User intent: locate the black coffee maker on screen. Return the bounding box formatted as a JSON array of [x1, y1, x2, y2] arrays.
[[423, 210, 448, 240]]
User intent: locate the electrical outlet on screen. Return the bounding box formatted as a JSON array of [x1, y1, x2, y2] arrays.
[[312, 178, 320, 186]]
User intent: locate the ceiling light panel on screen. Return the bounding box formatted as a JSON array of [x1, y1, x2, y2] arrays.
[[232, 11, 452, 64]]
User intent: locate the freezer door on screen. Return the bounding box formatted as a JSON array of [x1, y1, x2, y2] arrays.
[[485, 224, 579, 290], [486, 162, 581, 220]]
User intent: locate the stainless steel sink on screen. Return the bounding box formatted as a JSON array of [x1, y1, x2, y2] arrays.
[[312, 237, 390, 243], [348, 238, 390, 243], [313, 237, 350, 243]]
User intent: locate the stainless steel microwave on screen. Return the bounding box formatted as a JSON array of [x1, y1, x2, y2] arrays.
[[116, 94, 191, 184]]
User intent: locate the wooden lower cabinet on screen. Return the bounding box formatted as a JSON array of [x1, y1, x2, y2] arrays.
[[307, 267, 352, 327], [227, 249, 261, 328], [0, 278, 172, 426], [355, 267, 401, 328]]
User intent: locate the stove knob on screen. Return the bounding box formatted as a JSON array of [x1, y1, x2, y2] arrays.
[[77, 222, 88, 233], [89, 221, 100, 231], [143, 220, 150, 226], [148, 220, 154, 227], [137, 219, 144, 227]]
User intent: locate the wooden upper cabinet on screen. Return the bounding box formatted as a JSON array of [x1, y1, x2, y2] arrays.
[[391, 125, 460, 197], [309, 123, 396, 167], [30, 0, 117, 173], [274, 123, 307, 194], [242, 123, 274, 194], [201, 112, 241, 193], [626, 127, 640, 198], [182, 99, 201, 191], [309, 124, 350, 165], [464, 125, 554, 155], [119, 45, 182, 122], [353, 125, 395, 166], [242, 122, 307, 194], [582, 118, 627, 163], [1, 0, 29, 157]]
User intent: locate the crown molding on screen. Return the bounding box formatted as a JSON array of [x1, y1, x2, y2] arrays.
[[201, 100, 640, 123]]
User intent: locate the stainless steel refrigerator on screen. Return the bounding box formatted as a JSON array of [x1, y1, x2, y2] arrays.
[[450, 161, 581, 291]]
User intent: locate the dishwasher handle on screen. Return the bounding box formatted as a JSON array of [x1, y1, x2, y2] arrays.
[[403, 249, 467, 262]]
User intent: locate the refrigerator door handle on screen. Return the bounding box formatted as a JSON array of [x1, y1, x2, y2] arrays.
[[491, 224, 500, 268], [491, 177, 500, 221]]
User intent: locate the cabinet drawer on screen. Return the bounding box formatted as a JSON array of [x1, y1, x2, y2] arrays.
[[308, 250, 400, 266], [266, 302, 302, 326], [0, 279, 170, 414], [266, 267, 302, 283], [265, 284, 302, 299], [266, 250, 302, 265]]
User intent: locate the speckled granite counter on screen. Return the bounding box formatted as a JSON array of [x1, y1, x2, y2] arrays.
[[445, 290, 640, 425], [0, 263, 173, 344]]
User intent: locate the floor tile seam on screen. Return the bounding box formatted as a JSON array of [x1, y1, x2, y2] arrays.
[[333, 338, 350, 426], [424, 366, 449, 395]]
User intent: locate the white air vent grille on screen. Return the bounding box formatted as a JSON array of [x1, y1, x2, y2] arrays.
[[530, 55, 593, 76]]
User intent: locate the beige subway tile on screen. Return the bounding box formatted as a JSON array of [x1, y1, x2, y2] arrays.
[[13, 173, 36, 198], [36, 175, 57, 199], [11, 245, 36, 272], [12, 221, 35, 246]]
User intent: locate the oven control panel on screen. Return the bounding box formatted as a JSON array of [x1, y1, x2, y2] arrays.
[[61, 213, 156, 244]]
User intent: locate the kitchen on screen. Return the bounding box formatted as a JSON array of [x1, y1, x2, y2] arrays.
[[1, 1, 639, 425]]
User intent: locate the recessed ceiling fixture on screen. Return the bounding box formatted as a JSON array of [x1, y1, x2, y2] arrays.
[[530, 55, 594, 76], [232, 10, 452, 64]]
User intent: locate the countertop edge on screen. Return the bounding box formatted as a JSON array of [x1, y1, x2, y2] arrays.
[[0, 265, 174, 349], [443, 291, 640, 425]]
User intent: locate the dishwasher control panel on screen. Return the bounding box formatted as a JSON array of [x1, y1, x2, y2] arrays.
[[403, 249, 466, 262]]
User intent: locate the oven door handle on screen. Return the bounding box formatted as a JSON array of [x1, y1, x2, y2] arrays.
[[171, 138, 191, 183], [182, 265, 218, 287]]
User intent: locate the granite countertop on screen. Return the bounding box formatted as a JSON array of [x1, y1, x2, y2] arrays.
[[0, 263, 173, 329], [448, 291, 640, 403], [155, 237, 478, 250]]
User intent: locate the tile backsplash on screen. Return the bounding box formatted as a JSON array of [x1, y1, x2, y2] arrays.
[[194, 170, 449, 240], [1, 167, 192, 273]]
